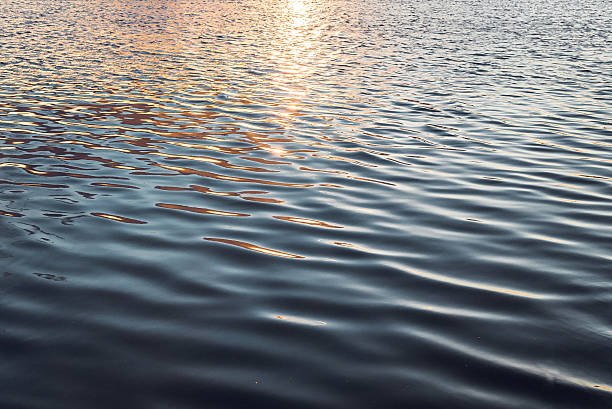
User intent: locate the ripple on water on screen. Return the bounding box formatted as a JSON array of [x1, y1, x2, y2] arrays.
[[1, 0, 611, 408]]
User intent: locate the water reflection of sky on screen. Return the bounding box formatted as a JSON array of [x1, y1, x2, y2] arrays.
[[1, 0, 612, 407]]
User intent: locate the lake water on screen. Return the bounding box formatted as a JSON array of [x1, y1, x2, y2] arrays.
[[1, 0, 611, 407]]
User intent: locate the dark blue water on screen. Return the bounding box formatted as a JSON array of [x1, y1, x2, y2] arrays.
[[1, 0, 611, 407]]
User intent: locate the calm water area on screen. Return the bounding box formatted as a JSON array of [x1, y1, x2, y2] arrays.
[[1, 0, 611, 407]]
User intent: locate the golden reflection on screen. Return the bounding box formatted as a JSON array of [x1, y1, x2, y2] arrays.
[[155, 184, 286, 205], [0, 160, 116, 180], [164, 141, 252, 154], [0, 210, 24, 217], [190, 185, 235, 197], [273, 215, 343, 228], [91, 182, 139, 189], [262, 146, 287, 156], [148, 151, 274, 173], [91, 212, 147, 224], [156, 203, 249, 217], [110, 165, 140, 170], [0, 162, 27, 169], [154, 163, 315, 188], [205, 237, 304, 259], [574, 173, 611, 181], [241, 195, 284, 204]]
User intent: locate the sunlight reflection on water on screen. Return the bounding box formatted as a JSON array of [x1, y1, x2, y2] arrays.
[[1, 0, 611, 408]]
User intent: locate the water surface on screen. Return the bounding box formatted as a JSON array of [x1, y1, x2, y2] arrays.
[[1, 0, 611, 408]]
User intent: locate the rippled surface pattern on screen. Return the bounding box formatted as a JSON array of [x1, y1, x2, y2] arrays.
[[1, 0, 611, 407]]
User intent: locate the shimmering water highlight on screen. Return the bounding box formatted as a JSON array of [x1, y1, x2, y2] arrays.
[[1, 0, 611, 408]]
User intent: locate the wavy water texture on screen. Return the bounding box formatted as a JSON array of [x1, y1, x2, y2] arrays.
[[1, 0, 611, 408]]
